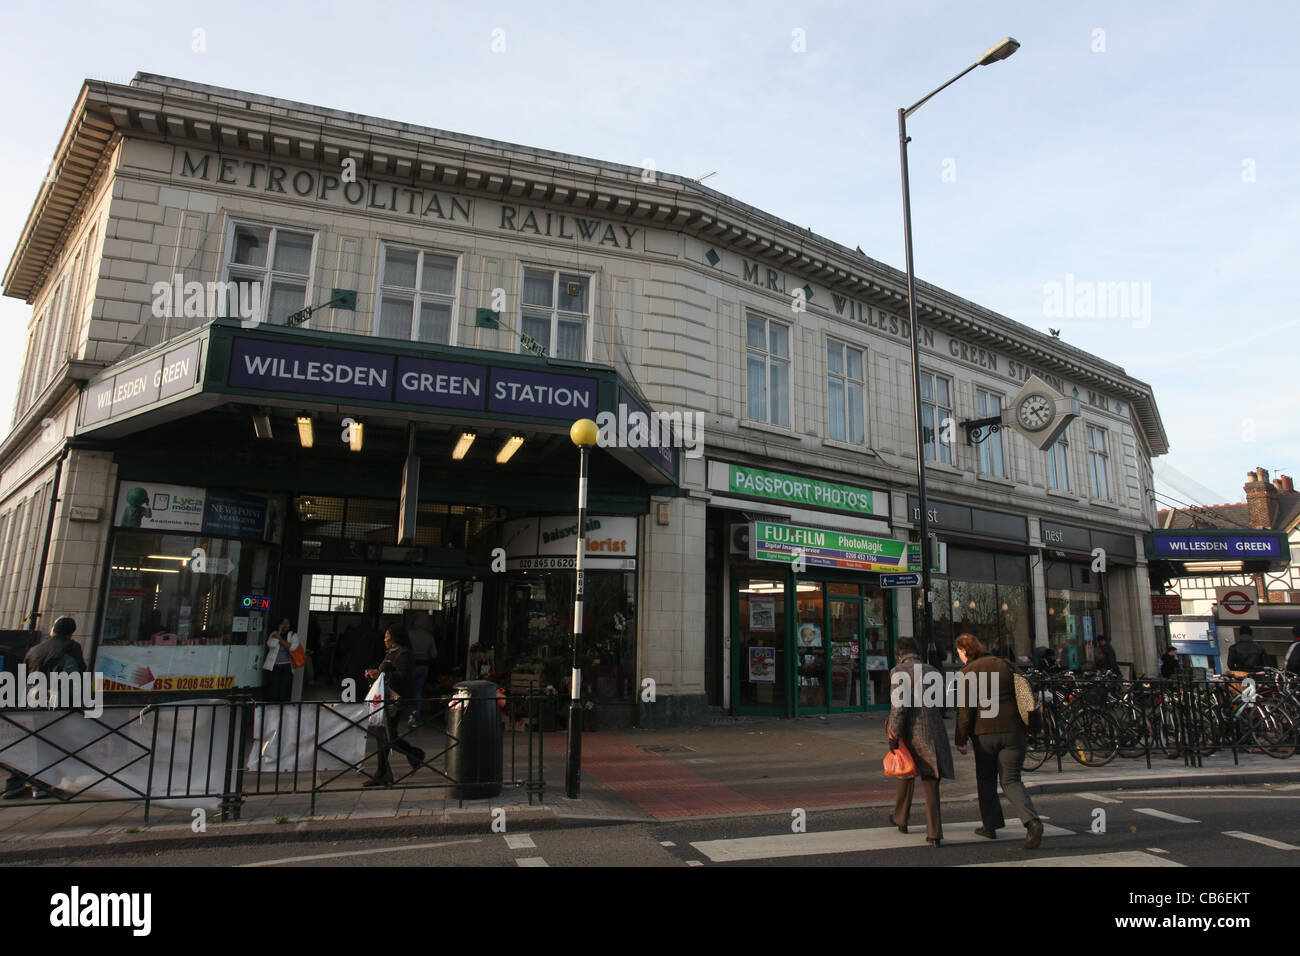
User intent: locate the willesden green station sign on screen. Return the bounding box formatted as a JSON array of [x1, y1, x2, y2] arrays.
[[727, 465, 884, 517]]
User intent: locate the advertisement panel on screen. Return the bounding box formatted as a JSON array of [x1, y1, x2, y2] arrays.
[[501, 515, 637, 570], [751, 521, 911, 573]]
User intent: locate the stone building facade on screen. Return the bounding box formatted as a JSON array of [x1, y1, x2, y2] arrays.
[[0, 74, 1168, 723]]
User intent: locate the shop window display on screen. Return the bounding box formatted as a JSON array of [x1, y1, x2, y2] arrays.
[[500, 570, 636, 705], [99, 531, 276, 691]]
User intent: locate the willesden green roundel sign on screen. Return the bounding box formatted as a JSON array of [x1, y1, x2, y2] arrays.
[[729, 465, 881, 516], [752, 521, 914, 572]]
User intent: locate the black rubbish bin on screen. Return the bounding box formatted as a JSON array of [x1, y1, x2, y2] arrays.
[[446, 680, 503, 799]]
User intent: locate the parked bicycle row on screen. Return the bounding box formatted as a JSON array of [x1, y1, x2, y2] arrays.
[[1017, 667, 1300, 769]]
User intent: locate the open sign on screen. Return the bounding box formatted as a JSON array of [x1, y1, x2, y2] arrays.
[[241, 595, 271, 610]]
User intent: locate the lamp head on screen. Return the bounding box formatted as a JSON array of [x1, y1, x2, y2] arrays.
[[570, 418, 599, 448], [978, 37, 1020, 66]]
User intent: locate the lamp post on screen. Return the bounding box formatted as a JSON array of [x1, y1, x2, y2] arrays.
[[899, 37, 1019, 663], [565, 417, 599, 798]]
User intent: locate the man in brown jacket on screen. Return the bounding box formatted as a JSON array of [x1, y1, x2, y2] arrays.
[[954, 632, 1043, 849]]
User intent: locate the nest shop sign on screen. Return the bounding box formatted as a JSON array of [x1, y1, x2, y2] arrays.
[[175, 151, 642, 249]]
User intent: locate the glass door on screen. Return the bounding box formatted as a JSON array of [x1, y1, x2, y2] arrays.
[[795, 583, 826, 709], [863, 587, 892, 709], [734, 573, 787, 714], [828, 592, 862, 709]]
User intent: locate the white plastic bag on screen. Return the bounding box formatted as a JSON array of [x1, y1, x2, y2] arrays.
[[365, 674, 388, 729]]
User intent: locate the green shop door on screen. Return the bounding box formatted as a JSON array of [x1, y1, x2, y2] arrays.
[[795, 580, 894, 713]]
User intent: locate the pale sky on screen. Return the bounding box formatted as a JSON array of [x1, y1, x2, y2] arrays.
[[1, 0, 1295, 511]]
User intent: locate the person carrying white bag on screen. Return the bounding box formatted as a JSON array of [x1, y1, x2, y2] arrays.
[[361, 626, 425, 787]]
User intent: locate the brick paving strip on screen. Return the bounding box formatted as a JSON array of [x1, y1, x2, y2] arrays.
[[547, 726, 907, 819], [547, 734, 769, 818]]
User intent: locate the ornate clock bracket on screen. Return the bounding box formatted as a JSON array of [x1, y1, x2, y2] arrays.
[[962, 415, 1005, 445]]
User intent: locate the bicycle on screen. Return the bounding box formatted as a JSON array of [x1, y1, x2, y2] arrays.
[[1023, 672, 1120, 770]]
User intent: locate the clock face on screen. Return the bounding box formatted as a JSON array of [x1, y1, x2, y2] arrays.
[[1017, 393, 1055, 431]]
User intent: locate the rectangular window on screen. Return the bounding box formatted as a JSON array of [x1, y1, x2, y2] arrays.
[[519, 267, 590, 360], [976, 389, 1006, 477], [919, 371, 953, 464], [826, 340, 865, 443], [1087, 424, 1110, 500], [1046, 431, 1070, 491], [745, 314, 791, 427], [375, 244, 459, 344], [308, 574, 367, 613], [222, 223, 316, 325], [381, 577, 442, 614]]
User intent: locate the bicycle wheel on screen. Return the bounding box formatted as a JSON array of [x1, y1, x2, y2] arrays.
[[1113, 705, 1146, 758], [1024, 732, 1050, 771], [1070, 710, 1119, 767], [1250, 706, 1297, 759]]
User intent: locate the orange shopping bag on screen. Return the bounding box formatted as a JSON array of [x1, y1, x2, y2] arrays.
[[883, 740, 918, 778]]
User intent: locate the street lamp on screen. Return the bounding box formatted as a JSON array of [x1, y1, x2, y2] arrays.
[[898, 37, 1019, 665], [565, 417, 599, 798]]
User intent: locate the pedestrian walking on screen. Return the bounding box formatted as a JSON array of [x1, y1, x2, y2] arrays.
[[1094, 635, 1119, 676], [362, 625, 425, 786], [1227, 626, 1268, 672], [886, 637, 954, 847], [954, 632, 1044, 849], [10, 617, 86, 799], [1159, 645, 1181, 680]]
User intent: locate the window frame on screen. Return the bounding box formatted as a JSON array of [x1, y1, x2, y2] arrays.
[[1086, 423, 1111, 501], [220, 219, 318, 326], [373, 242, 462, 345], [975, 387, 1007, 477], [825, 337, 866, 444], [744, 312, 792, 428], [1046, 429, 1070, 492], [919, 369, 954, 465], [516, 264, 594, 361]]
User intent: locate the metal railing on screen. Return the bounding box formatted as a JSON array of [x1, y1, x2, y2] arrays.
[[1021, 669, 1299, 771], [0, 691, 554, 822]]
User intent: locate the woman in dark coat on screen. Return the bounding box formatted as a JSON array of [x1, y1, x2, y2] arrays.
[[362, 625, 425, 786], [886, 637, 955, 846], [954, 632, 1043, 849]]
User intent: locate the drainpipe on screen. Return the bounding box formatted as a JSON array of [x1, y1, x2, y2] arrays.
[[26, 444, 71, 632], [25, 436, 113, 632]]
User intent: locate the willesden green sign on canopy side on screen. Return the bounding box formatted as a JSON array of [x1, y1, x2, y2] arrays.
[[728, 465, 883, 517]]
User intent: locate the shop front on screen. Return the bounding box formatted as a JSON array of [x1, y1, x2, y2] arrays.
[[98, 481, 285, 692], [728, 521, 909, 716], [906, 495, 1034, 663], [77, 320, 673, 706], [1041, 520, 1138, 671], [707, 460, 897, 716]]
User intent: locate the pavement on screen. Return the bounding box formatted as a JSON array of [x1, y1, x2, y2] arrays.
[[1, 711, 1296, 861]]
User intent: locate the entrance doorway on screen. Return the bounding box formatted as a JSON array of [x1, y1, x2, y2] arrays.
[[794, 581, 892, 713]]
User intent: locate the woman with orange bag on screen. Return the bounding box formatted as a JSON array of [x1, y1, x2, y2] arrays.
[[886, 636, 954, 846]]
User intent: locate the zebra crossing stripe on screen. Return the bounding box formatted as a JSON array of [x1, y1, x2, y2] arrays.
[[1133, 808, 1200, 824], [1222, 831, 1298, 850]]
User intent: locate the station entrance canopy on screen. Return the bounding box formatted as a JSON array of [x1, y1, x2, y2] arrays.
[[1145, 529, 1291, 574], [75, 319, 679, 487]]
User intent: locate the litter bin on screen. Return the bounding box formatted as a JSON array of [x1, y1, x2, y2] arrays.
[[446, 680, 502, 799]]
